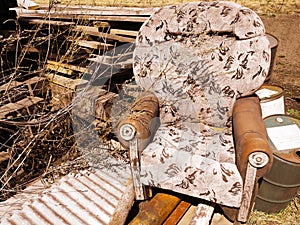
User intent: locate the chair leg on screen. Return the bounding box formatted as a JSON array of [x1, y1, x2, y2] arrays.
[[237, 162, 257, 222], [129, 138, 147, 200], [189, 202, 215, 225]]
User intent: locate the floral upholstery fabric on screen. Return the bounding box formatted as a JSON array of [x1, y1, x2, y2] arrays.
[[132, 1, 271, 207]]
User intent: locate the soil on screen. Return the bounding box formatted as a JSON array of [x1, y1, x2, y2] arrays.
[[261, 14, 300, 115]]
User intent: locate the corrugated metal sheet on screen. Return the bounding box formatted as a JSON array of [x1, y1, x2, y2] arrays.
[[1, 166, 134, 225]]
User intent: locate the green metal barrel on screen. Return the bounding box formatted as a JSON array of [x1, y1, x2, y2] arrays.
[[255, 115, 300, 213]]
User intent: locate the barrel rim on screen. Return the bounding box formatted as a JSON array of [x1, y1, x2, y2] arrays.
[[257, 84, 284, 102], [264, 114, 300, 163]]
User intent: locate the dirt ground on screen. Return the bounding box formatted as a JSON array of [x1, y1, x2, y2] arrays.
[[261, 14, 300, 115]]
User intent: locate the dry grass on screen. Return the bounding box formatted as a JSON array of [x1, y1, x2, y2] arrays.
[[249, 193, 300, 225]]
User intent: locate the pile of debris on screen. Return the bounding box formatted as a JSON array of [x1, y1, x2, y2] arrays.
[[0, 0, 154, 201]]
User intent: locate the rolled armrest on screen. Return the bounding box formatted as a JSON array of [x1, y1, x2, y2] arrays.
[[233, 96, 273, 178], [116, 92, 159, 150]]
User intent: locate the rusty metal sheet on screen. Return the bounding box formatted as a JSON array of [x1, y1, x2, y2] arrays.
[[1, 167, 134, 225]]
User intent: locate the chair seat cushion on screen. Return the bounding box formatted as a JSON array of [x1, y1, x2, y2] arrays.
[[140, 122, 243, 207]]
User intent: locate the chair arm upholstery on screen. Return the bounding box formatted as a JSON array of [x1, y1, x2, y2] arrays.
[[233, 96, 273, 179], [116, 92, 159, 151]]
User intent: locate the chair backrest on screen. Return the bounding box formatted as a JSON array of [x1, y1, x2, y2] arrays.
[[133, 1, 271, 128]]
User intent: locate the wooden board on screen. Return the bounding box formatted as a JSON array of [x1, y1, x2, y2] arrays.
[[46, 64, 74, 76], [89, 51, 132, 64], [23, 18, 75, 26], [45, 73, 87, 90], [163, 201, 191, 225], [0, 96, 43, 119], [14, 9, 149, 23], [177, 205, 197, 225], [74, 28, 136, 43], [16, 4, 157, 16], [88, 57, 133, 70], [23, 76, 48, 96], [47, 60, 91, 74], [75, 25, 101, 33], [74, 40, 113, 50], [17, 0, 39, 10], [128, 193, 181, 225], [0, 77, 47, 107], [45, 73, 88, 109]]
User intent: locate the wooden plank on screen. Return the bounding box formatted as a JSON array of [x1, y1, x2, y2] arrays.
[[24, 76, 48, 96], [47, 60, 91, 74], [14, 8, 149, 22], [23, 18, 75, 26], [237, 163, 257, 222], [0, 96, 43, 119], [89, 51, 133, 64], [17, 0, 39, 10], [75, 25, 100, 33], [177, 205, 197, 225], [110, 29, 138, 37], [46, 64, 74, 76], [0, 77, 47, 107], [45, 73, 88, 110], [88, 57, 133, 69], [0, 81, 22, 93], [163, 201, 191, 225], [17, 4, 157, 16], [190, 203, 215, 225], [129, 193, 181, 225], [74, 28, 136, 42], [74, 40, 113, 50], [43, 4, 158, 15], [45, 73, 87, 90]]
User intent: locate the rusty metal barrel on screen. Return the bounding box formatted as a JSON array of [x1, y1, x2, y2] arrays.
[[255, 115, 300, 213], [265, 33, 279, 83]]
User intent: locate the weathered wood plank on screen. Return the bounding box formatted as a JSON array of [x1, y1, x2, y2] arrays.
[[190, 203, 215, 225], [163, 201, 191, 225], [89, 51, 133, 64], [22, 18, 75, 26], [47, 60, 91, 74], [16, 4, 157, 16], [237, 163, 257, 222], [75, 25, 101, 33], [0, 77, 47, 107], [0, 96, 43, 119], [17, 0, 39, 10], [74, 40, 113, 50], [23, 76, 48, 96], [129, 193, 181, 225], [14, 9, 149, 23], [177, 205, 197, 225], [0, 81, 22, 94], [45, 73, 88, 109], [46, 64, 74, 76], [75, 28, 136, 42], [88, 57, 133, 69], [45, 73, 87, 90]]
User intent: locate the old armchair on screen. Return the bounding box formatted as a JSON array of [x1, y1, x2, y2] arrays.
[[115, 1, 273, 224]]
